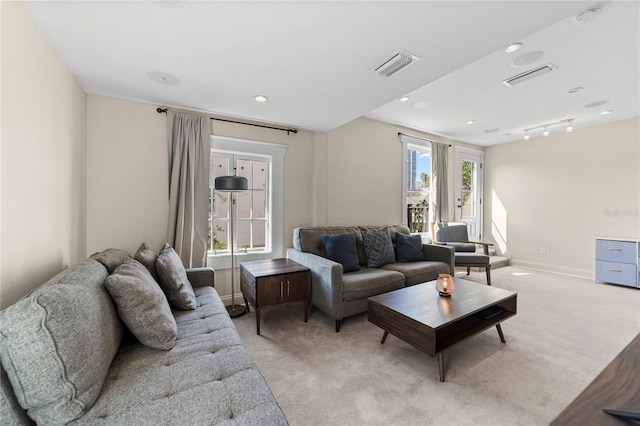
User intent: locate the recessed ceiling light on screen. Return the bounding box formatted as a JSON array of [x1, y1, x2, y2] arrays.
[[399, 96, 410, 102], [466, 120, 475, 125], [147, 71, 179, 86], [600, 110, 613, 115], [568, 87, 584, 94], [410, 101, 428, 109], [254, 95, 268, 103], [505, 42, 522, 53], [484, 128, 499, 134]]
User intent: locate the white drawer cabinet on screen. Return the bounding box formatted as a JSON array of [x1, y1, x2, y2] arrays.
[[595, 238, 639, 287]]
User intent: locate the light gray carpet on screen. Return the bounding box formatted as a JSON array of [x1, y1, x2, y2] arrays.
[[233, 266, 640, 425]]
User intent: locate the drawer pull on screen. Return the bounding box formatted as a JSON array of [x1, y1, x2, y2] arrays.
[[287, 281, 290, 297], [280, 282, 283, 299], [608, 268, 623, 273], [608, 248, 623, 251]]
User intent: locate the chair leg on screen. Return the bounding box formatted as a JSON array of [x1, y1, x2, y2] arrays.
[[335, 319, 342, 333], [466, 266, 471, 275], [486, 265, 492, 286]]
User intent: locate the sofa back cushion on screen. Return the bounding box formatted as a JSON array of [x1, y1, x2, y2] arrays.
[[0, 259, 123, 425], [294, 225, 411, 266]]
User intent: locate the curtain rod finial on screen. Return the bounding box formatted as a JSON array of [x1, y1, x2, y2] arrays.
[[157, 108, 167, 114]]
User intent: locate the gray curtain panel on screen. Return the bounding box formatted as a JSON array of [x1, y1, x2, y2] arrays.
[[167, 111, 211, 268], [431, 141, 450, 223]]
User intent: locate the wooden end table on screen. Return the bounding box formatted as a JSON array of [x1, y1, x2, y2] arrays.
[[368, 278, 517, 382], [240, 258, 311, 335]]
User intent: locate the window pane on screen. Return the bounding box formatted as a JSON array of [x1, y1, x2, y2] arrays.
[[253, 160, 267, 189], [236, 220, 250, 251], [406, 145, 431, 233], [237, 158, 252, 188], [461, 191, 474, 217], [253, 190, 266, 218], [252, 220, 266, 248], [214, 191, 229, 219], [212, 156, 229, 179], [211, 220, 228, 251], [237, 191, 250, 219]]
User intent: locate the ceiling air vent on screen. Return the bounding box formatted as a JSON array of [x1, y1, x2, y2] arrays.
[[373, 49, 420, 77], [502, 64, 557, 87]]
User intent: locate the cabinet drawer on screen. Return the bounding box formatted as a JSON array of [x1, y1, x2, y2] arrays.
[[596, 240, 637, 263], [595, 260, 637, 286]]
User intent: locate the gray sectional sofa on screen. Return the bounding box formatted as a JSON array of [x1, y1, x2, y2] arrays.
[[0, 249, 286, 425], [287, 225, 454, 332]]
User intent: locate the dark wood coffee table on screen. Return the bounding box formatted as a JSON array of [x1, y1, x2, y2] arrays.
[[368, 278, 517, 382]]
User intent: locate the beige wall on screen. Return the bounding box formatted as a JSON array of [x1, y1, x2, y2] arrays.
[[86, 96, 168, 255], [321, 116, 470, 226], [484, 117, 640, 277], [1, 2, 87, 308]]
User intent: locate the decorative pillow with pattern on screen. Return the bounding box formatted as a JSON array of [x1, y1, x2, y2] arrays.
[[321, 233, 360, 273], [362, 228, 396, 268]]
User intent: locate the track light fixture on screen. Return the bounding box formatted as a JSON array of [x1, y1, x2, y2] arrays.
[[522, 118, 575, 140]]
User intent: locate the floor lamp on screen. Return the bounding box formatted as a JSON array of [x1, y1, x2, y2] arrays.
[[215, 172, 248, 318]]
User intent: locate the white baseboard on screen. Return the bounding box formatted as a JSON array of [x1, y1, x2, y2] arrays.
[[220, 292, 245, 306], [510, 259, 592, 280]]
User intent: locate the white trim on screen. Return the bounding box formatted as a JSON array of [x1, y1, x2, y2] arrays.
[[208, 136, 287, 270]]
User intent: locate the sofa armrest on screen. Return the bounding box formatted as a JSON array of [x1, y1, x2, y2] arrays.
[[469, 241, 493, 255], [422, 244, 455, 274], [186, 267, 215, 288], [287, 248, 343, 317]]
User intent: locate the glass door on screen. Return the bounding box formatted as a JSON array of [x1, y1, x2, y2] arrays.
[[454, 147, 484, 242]]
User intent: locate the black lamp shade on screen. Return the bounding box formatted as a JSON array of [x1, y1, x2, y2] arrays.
[[215, 176, 248, 191]]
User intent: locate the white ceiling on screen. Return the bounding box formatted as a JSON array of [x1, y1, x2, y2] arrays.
[[20, 1, 640, 146]]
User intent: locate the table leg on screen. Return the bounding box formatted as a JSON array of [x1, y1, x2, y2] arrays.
[[380, 331, 389, 344], [496, 324, 506, 343], [256, 308, 261, 336], [438, 353, 445, 382], [304, 300, 309, 323]]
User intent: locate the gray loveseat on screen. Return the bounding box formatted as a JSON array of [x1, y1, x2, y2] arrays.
[[0, 251, 286, 425], [287, 225, 454, 332]]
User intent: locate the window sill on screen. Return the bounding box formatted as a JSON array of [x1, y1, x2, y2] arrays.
[[206, 251, 276, 270]]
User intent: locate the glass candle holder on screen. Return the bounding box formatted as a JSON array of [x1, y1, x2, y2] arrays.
[[435, 273, 455, 297]]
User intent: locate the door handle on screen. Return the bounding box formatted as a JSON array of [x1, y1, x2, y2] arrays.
[[280, 282, 283, 299], [287, 280, 290, 297]]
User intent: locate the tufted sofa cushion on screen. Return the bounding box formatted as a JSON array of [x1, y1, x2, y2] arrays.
[[69, 286, 287, 425], [0, 260, 123, 425]]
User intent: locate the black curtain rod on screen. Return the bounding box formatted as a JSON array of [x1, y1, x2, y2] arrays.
[[157, 108, 298, 135], [397, 132, 451, 147]]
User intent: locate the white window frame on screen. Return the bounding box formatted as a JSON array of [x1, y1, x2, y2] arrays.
[[207, 136, 286, 270], [400, 134, 432, 237]]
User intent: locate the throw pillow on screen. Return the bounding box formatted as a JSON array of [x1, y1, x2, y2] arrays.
[[156, 243, 197, 310], [395, 232, 425, 262], [321, 233, 360, 273], [105, 259, 177, 350], [362, 228, 396, 268], [89, 248, 132, 274], [134, 242, 159, 282]]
